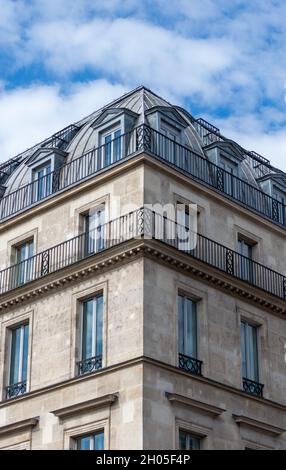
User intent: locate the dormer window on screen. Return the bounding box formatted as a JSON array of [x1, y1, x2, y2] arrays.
[[102, 128, 121, 166], [32, 162, 52, 202]]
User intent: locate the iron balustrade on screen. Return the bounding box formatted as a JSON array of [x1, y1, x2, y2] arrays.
[[78, 355, 103, 376], [0, 125, 285, 229], [0, 208, 285, 301], [178, 353, 203, 376], [6, 381, 26, 400], [242, 377, 264, 398]]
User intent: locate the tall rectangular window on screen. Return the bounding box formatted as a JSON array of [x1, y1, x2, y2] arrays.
[[240, 321, 259, 382], [76, 431, 104, 450], [220, 156, 237, 195], [15, 240, 34, 286], [7, 324, 29, 399], [179, 430, 200, 450], [238, 238, 253, 282], [79, 294, 103, 375], [32, 163, 52, 202], [84, 206, 105, 255], [161, 123, 180, 164], [103, 129, 121, 166], [178, 294, 197, 359]]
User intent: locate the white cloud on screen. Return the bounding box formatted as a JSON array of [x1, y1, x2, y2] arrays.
[[0, 79, 126, 162]]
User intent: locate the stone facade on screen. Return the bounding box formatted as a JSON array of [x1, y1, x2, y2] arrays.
[[0, 87, 285, 450]]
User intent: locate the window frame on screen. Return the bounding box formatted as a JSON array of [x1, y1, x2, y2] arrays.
[[178, 292, 198, 360], [240, 319, 260, 383]]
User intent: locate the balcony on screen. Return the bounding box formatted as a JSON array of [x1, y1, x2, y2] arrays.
[[77, 355, 102, 376], [0, 208, 286, 301], [6, 381, 26, 400], [178, 353, 203, 376], [242, 377, 264, 398], [0, 125, 285, 229]]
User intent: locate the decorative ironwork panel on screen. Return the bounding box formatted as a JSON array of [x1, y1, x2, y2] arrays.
[[41, 251, 50, 276], [283, 277, 286, 300], [272, 199, 279, 223], [6, 381, 26, 400], [217, 167, 224, 192], [178, 353, 203, 376], [78, 355, 102, 376], [243, 377, 264, 398], [136, 125, 152, 152], [136, 207, 145, 236], [226, 249, 234, 275]]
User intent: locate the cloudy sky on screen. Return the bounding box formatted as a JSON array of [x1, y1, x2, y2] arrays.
[[1, 0, 286, 170]]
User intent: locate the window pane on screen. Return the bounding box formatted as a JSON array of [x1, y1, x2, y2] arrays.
[[77, 436, 92, 450], [179, 430, 187, 450], [186, 298, 197, 358], [178, 295, 185, 354], [94, 432, 104, 450], [114, 130, 121, 162], [82, 300, 94, 359], [95, 295, 103, 357], [104, 134, 112, 165], [10, 327, 21, 384], [22, 325, 29, 382], [179, 430, 200, 450]]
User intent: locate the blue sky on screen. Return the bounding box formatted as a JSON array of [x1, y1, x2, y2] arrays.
[[1, 0, 286, 170]]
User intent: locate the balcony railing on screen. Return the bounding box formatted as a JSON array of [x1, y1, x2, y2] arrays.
[[242, 377, 264, 398], [178, 353, 203, 376], [0, 208, 285, 300], [0, 125, 286, 229], [6, 381, 26, 400], [77, 355, 102, 376]]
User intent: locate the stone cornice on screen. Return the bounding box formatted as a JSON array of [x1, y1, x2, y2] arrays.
[[52, 393, 118, 420], [0, 239, 285, 317], [0, 417, 39, 437], [233, 414, 285, 436], [166, 392, 226, 417]]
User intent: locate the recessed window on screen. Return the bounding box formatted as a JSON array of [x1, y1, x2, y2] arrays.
[[32, 162, 52, 202], [15, 239, 34, 286], [7, 323, 29, 399], [220, 156, 237, 195], [161, 121, 180, 164], [83, 205, 105, 255], [241, 320, 263, 397], [103, 129, 122, 166], [78, 294, 103, 376], [179, 430, 201, 450], [178, 294, 202, 375], [238, 238, 253, 282], [76, 431, 104, 450]]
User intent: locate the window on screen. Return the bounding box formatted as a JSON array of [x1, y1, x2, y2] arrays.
[[241, 321, 259, 383], [7, 324, 29, 399], [178, 294, 202, 375], [161, 122, 180, 164], [15, 239, 34, 286], [176, 203, 196, 251], [84, 206, 105, 255], [103, 129, 121, 166], [179, 430, 200, 450], [178, 295, 197, 358], [78, 294, 103, 375], [76, 431, 104, 450], [220, 156, 237, 195], [32, 162, 52, 202], [238, 238, 253, 282]]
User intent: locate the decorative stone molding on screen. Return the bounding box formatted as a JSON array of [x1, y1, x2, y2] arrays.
[[166, 392, 226, 417], [0, 417, 39, 437], [52, 393, 118, 420], [233, 414, 285, 436]]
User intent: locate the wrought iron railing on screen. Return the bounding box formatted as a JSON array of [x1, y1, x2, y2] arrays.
[[6, 381, 27, 400], [178, 353, 203, 376], [0, 208, 285, 300], [0, 125, 286, 228], [243, 377, 264, 398], [77, 355, 103, 376]]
